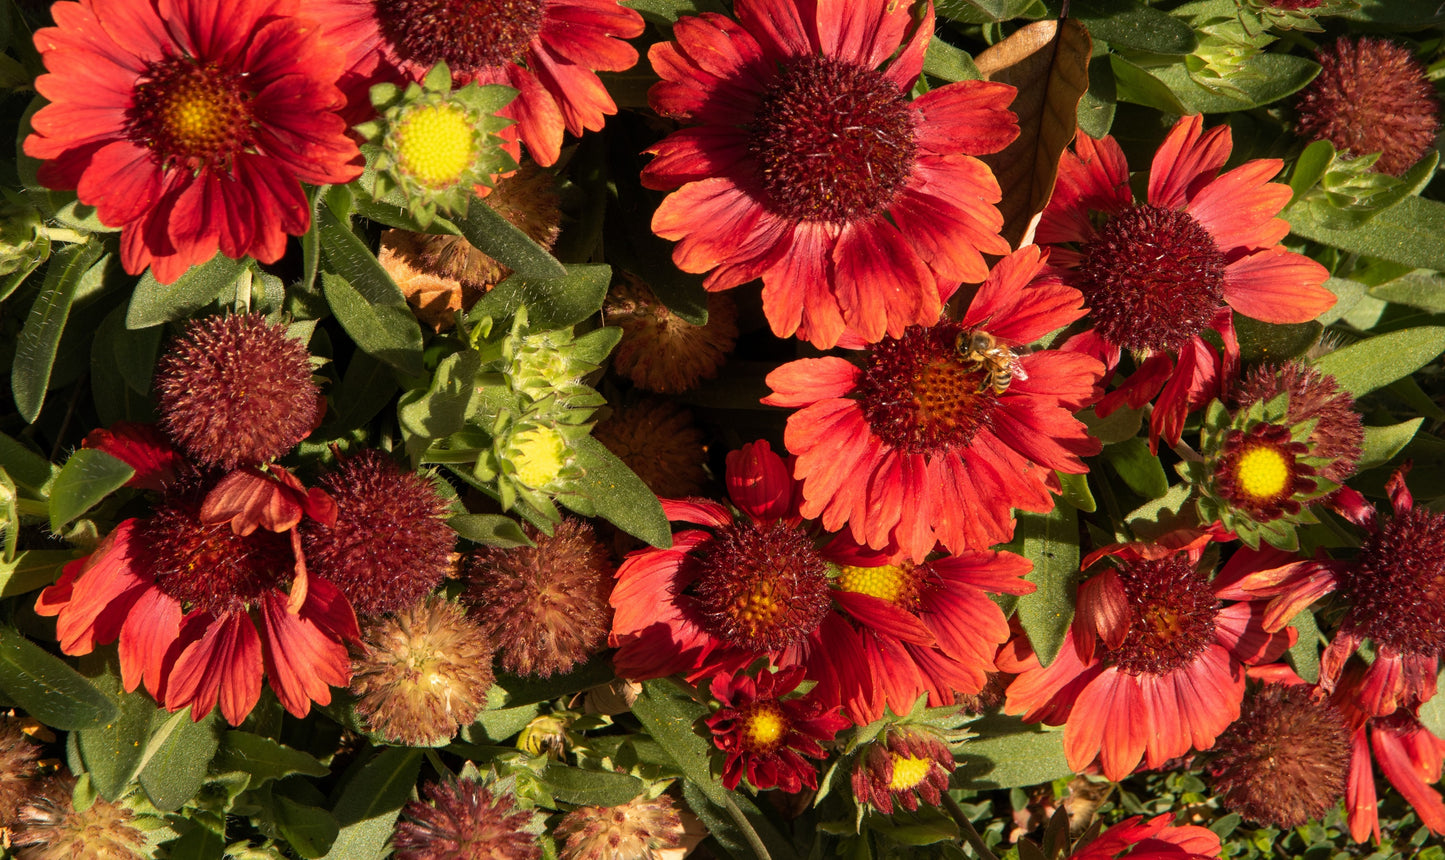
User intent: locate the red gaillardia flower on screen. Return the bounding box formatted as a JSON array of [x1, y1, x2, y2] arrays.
[[23, 0, 361, 284], [1228, 468, 1445, 718], [1037, 114, 1335, 450], [1294, 37, 1441, 177], [850, 726, 955, 814], [1004, 540, 1295, 781], [763, 247, 1102, 560], [642, 0, 1018, 348], [704, 666, 849, 793], [308, 0, 644, 167], [1332, 658, 1445, 843], [609, 440, 1035, 725], [1229, 361, 1363, 486], [1066, 814, 1222, 859]]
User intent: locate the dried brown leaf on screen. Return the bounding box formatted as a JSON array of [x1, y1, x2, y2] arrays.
[[975, 18, 1093, 249]]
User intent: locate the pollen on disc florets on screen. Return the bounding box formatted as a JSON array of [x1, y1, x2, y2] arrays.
[[140, 487, 293, 617], [851, 728, 955, 814], [688, 519, 832, 653], [377, 0, 547, 74], [1077, 204, 1228, 353], [835, 562, 922, 609], [1340, 504, 1445, 659], [128, 57, 251, 170], [154, 313, 321, 470], [302, 449, 456, 617], [553, 794, 687, 860], [856, 323, 1000, 455], [394, 103, 479, 190], [461, 518, 614, 678], [350, 594, 494, 746], [1206, 683, 1349, 828], [1105, 556, 1221, 676], [1211, 424, 1317, 522], [1294, 37, 1441, 177], [1231, 362, 1363, 484], [748, 55, 917, 222]]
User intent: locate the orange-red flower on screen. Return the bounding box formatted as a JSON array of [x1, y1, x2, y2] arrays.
[[763, 247, 1101, 560], [1067, 814, 1221, 859], [24, 0, 361, 284], [1038, 114, 1335, 450], [642, 0, 1017, 347], [308, 0, 643, 167], [704, 666, 848, 793], [1004, 541, 1295, 781]]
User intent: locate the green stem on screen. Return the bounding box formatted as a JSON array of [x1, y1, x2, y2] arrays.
[[942, 794, 999, 860]]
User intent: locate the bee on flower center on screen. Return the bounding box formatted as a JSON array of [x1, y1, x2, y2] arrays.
[[954, 329, 1028, 396]]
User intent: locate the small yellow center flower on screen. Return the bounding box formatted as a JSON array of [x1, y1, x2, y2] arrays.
[[1234, 444, 1292, 501], [888, 754, 932, 791], [836, 563, 916, 604], [743, 704, 789, 750], [394, 103, 477, 189], [511, 426, 569, 489]]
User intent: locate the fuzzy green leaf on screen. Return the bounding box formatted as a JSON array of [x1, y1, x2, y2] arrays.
[[1313, 327, 1445, 397], [12, 240, 104, 421], [214, 731, 330, 784], [125, 253, 247, 329], [1285, 608, 1320, 685], [458, 197, 567, 280], [1073, 0, 1196, 54], [1008, 506, 1081, 667], [0, 550, 71, 598], [276, 795, 341, 859], [1358, 420, 1426, 471], [321, 272, 426, 378], [568, 436, 671, 548], [321, 747, 423, 860], [449, 513, 531, 547], [0, 627, 116, 731], [48, 448, 133, 533], [0, 431, 56, 496], [1287, 196, 1445, 271], [541, 765, 645, 806], [1104, 438, 1169, 500], [138, 708, 222, 811], [1149, 53, 1319, 112], [957, 714, 1071, 789]]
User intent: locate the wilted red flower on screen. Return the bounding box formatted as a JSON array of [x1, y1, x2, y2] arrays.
[[851, 726, 955, 814], [303, 449, 456, 616], [393, 776, 542, 860], [609, 440, 1033, 724], [35, 436, 358, 726], [553, 794, 688, 860], [23, 0, 360, 283], [154, 314, 322, 471], [1038, 114, 1335, 450], [643, 0, 1017, 347], [1067, 814, 1221, 859], [605, 273, 739, 394], [704, 666, 848, 793], [1005, 541, 1295, 781], [309, 0, 644, 167], [764, 247, 1101, 560]]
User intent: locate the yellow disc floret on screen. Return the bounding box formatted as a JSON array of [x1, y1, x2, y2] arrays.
[[887, 754, 932, 791], [743, 704, 789, 750], [394, 103, 477, 189], [835, 563, 916, 604], [511, 426, 569, 489], [1234, 444, 1292, 501]]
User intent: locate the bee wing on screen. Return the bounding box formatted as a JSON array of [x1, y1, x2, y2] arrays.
[[1009, 353, 1030, 382]]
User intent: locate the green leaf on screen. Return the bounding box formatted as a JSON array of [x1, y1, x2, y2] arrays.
[[1008, 506, 1081, 667], [470, 702, 541, 743], [125, 253, 248, 328], [214, 730, 330, 783], [12, 240, 104, 422], [1057, 471, 1096, 513], [1077, 54, 1117, 141], [327, 349, 399, 432], [321, 747, 423, 860], [1368, 271, 1445, 314], [0, 550, 72, 598], [138, 708, 221, 811], [0, 431, 56, 495], [472, 264, 613, 332], [162, 825, 226, 859], [1343, 0, 1445, 26], [0, 627, 116, 731], [458, 197, 567, 280], [321, 272, 426, 378], [1108, 55, 1189, 115], [1420, 666, 1445, 739], [449, 513, 531, 548], [48, 448, 134, 533], [1074, 0, 1196, 54], [956, 714, 1071, 789], [1104, 438, 1169, 500], [495, 654, 618, 708], [276, 795, 341, 859], [317, 202, 411, 309], [75, 664, 155, 798], [1285, 608, 1320, 685], [568, 436, 671, 548], [1287, 196, 1445, 272], [1148, 53, 1319, 112], [1312, 327, 1445, 397], [541, 765, 644, 806], [924, 36, 981, 82], [1358, 419, 1426, 472], [1233, 315, 1321, 363]]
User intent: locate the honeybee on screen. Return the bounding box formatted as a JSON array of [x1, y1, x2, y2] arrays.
[[955, 329, 1028, 395]]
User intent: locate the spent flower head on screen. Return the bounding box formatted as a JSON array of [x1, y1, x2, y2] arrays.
[[553, 794, 688, 860]]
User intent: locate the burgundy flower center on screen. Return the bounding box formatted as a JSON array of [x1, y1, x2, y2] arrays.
[[376, 0, 546, 74], [1342, 506, 1445, 656], [1212, 425, 1315, 520], [1107, 556, 1220, 675], [748, 56, 917, 222], [856, 324, 1000, 455], [1076, 204, 1227, 353], [738, 700, 790, 754], [128, 57, 252, 169], [139, 495, 291, 616], [688, 519, 831, 652]]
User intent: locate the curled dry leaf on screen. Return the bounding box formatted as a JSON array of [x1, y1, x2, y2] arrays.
[[976, 18, 1093, 249]]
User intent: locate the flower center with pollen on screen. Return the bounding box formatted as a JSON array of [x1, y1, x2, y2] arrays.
[[129, 58, 252, 169], [1076, 204, 1227, 353], [376, 0, 546, 74], [748, 55, 917, 222], [138, 494, 292, 616], [835, 563, 921, 608], [740, 701, 789, 752], [1342, 506, 1445, 656], [1213, 425, 1315, 520], [1107, 556, 1220, 675], [394, 104, 479, 189], [856, 325, 999, 455], [689, 519, 832, 652]]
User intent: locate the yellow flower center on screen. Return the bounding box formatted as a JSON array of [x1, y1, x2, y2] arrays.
[[1234, 444, 1292, 501], [835, 563, 915, 604], [395, 104, 477, 189], [743, 704, 789, 749], [511, 426, 568, 489], [888, 754, 932, 791]]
